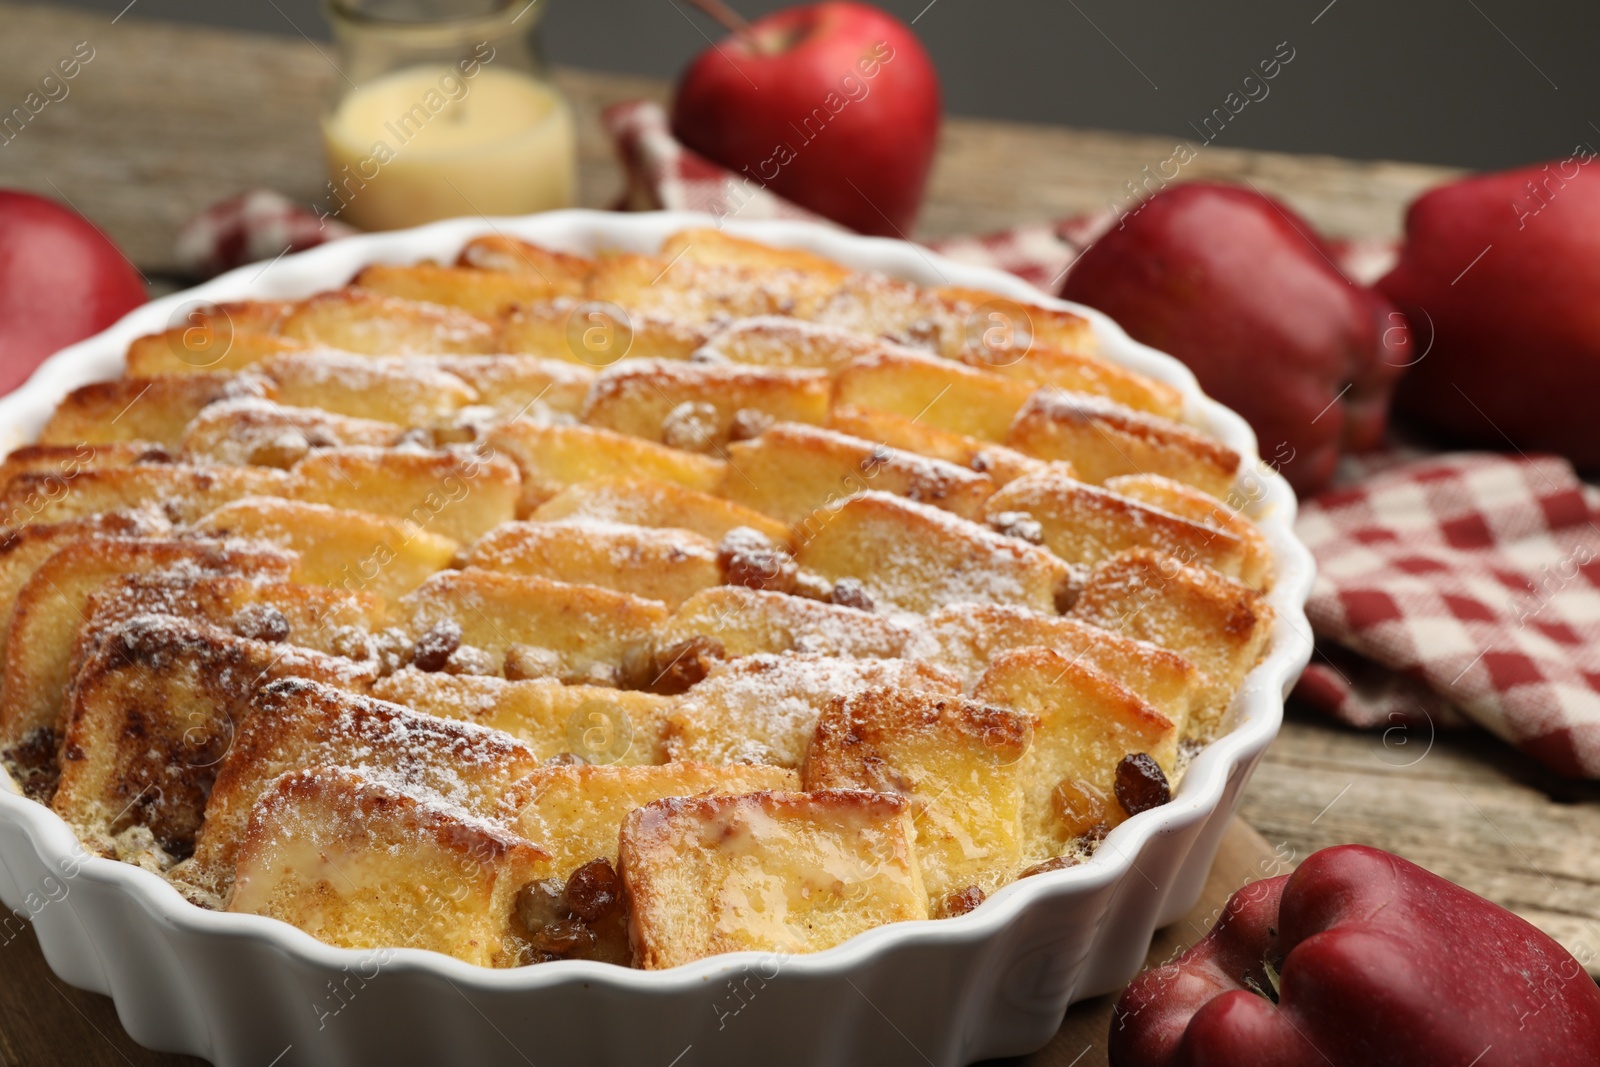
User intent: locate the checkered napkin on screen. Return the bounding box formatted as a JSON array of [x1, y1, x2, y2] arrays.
[[1293, 451, 1600, 777], [172, 103, 1600, 777], [173, 190, 355, 280]]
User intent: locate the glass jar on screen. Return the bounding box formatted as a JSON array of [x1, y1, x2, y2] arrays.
[[321, 0, 577, 231]]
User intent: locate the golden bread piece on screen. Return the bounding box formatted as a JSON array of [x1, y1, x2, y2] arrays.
[[39, 374, 270, 447], [582, 361, 831, 450], [1068, 549, 1275, 732], [352, 263, 571, 318], [660, 229, 853, 282], [803, 688, 1032, 908], [0, 510, 171, 632], [192, 497, 456, 601], [533, 476, 788, 544], [229, 766, 548, 967], [720, 423, 996, 524], [620, 789, 927, 969], [433, 355, 593, 420], [466, 520, 719, 609], [1105, 474, 1273, 589], [181, 399, 407, 467], [959, 345, 1182, 419], [190, 679, 540, 891], [373, 670, 676, 766], [0, 465, 294, 526], [400, 569, 667, 684], [504, 762, 796, 878], [664, 653, 962, 768], [1007, 391, 1240, 499], [827, 405, 1046, 486], [657, 587, 909, 661], [456, 234, 594, 287], [489, 421, 723, 514], [123, 326, 306, 377], [70, 573, 385, 691], [0, 443, 172, 499], [288, 446, 519, 543], [501, 299, 711, 365], [933, 286, 1097, 355], [589, 252, 834, 323], [833, 349, 1035, 441], [912, 603, 1200, 735], [985, 467, 1247, 579], [255, 353, 479, 428], [972, 647, 1176, 861], [278, 289, 498, 354], [808, 272, 952, 348], [793, 492, 1073, 615], [0, 537, 296, 754], [701, 316, 890, 371], [50, 615, 377, 861]]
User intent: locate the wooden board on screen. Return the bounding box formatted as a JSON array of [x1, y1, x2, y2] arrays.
[[0, 819, 1282, 1067]]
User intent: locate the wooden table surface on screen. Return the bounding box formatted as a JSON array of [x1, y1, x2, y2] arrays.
[[1, 3, 1598, 1065]]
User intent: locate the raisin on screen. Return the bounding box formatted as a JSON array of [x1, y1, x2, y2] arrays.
[[230, 604, 290, 644], [442, 645, 496, 676], [528, 917, 595, 958], [1019, 855, 1082, 878], [829, 577, 874, 612], [939, 886, 985, 917], [565, 858, 621, 922], [648, 635, 724, 694], [1114, 753, 1171, 816], [515, 877, 568, 932], [410, 620, 462, 672], [990, 510, 1044, 545], [718, 527, 796, 593], [728, 408, 774, 442]]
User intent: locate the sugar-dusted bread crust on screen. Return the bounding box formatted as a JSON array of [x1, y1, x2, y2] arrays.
[[190, 679, 540, 895], [973, 647, 1176, 862], [229, 766, 549, 968], [400, 569, 667, 685], [466, 519, 720, 609], [0, 537, 296, 755], [665, 653, 962, 768], [1069, 548, 1275, 731], [793, 492, 1073, 615], [50, 616, 376, 863], [803, 688, 1032, 909], [373, 670, 678, 766], [620, 789, 927, 970], [1008, 391, 1241, 499], [583, 360, 831, 450], [721, 422, 997, 524]]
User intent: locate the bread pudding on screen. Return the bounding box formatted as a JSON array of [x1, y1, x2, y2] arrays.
[[0, 228, 1275, 971]]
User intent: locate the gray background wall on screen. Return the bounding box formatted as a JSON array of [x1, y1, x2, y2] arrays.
[[38, 0, 1598, 170]]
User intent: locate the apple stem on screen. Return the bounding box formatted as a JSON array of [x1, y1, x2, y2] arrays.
[[684, 0, 764, 51]]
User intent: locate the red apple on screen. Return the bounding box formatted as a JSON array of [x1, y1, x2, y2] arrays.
[[1378, 156, 1600, 467], [1062, 183, 1411, 496], [0, 190, 146, 396], [670, 2, 941, 236]]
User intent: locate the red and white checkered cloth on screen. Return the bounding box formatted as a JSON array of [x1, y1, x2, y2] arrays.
[[173, 190, 355, 280], [1296, 450, 1600, 777], [173, 101, 1600, 777]]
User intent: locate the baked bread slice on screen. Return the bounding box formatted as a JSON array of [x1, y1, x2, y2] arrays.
[[620, 790, 927, 970]]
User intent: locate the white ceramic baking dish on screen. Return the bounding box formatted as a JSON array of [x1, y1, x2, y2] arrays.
[[0, 211, 1314, 1067]]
